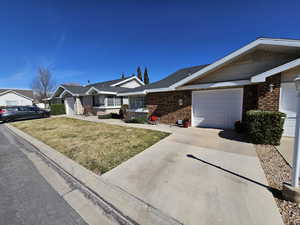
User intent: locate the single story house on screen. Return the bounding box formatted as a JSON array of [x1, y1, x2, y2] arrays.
[[49, 76, 144, 115], [0, 89, 34, 106], [118, 38, 300, 137]]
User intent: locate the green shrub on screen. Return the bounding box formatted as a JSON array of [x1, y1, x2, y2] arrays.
[[234, 121, 245, 133], [245, 110, 286, 145], [125, 117, 148, 124], [111, 113, 121, 119], [98, 113, 121, 119], [98, 114, 112, 119], [50, 104, 66, 115]]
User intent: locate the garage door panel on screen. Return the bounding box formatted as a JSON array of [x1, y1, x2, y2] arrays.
[[192, 88, 243, 129]]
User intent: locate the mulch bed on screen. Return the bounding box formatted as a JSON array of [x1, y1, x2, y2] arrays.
[[256, 145, 300, 225]]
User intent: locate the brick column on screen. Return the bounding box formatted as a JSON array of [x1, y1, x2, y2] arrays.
[[257, 74, 281, 111]]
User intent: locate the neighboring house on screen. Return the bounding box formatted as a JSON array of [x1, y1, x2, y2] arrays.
[[49, 76, 144, 115], [118, 38, 300, 137], [0, 89, 34, 106]]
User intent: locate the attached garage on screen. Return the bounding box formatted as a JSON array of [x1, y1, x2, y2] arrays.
[[192, 88, 243, 129], [64, 97, 75, 115], [280, 82, 297, 137]]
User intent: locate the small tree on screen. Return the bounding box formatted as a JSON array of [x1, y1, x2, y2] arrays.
[[121, 73, 125, 79], [144, 67, 150, 84], [137, 66, 143, 81], [31, 67, 55, 102]]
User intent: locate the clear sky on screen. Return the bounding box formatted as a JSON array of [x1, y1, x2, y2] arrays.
[[1, 0, 300, 89]]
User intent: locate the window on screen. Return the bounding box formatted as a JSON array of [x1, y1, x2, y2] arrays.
[[92, 95, 105, 107], [129, 96, 145, 109], [107, 96, 122, 107], [115, 97, 121, 106], [107, 96, 114, 107]]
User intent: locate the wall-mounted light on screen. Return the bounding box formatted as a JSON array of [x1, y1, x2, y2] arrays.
[[178, 98, 183, 106], [269, 84, 274, 92]]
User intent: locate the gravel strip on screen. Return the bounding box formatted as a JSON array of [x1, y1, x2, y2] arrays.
[[256, 145, 300, 225]]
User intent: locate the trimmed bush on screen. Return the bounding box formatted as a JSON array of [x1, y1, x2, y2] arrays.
[[125, 117, 148, 124], [111, 113, 121, 119], [50, 104, 66, 115], [234, 121, 245, 133], [98, 113, 121, 119], [245, 110, 286, 145], [98, 114, 112, 119]]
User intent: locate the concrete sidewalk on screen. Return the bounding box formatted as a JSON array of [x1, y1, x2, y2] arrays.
[[102, 128, 284, 225]]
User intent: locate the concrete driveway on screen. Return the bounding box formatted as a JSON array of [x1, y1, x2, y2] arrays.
[[103, 128, 284, 225]]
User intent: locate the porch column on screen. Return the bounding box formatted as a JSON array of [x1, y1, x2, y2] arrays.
[[75, 97, 84, 115]]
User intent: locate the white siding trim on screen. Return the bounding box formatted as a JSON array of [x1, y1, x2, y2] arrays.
[[117, 91, 146, 96], [178, 80, 251, 90], [251, 58, 300, 82], [111, 76, 144, 86]]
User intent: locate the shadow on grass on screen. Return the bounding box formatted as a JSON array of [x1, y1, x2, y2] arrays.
[[187, 154, 283, 200]]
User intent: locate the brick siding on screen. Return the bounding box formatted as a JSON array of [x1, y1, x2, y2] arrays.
[[242, 73, 281, 120], [257, 74, 281, 111], [147, 91, 191, 124], [145, 74, 281, 125]]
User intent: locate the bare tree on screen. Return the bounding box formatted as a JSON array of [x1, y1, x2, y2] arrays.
[[31, 67, 56, 101]]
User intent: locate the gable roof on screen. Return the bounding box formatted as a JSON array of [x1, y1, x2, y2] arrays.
[[50, 76, 144, 98], [118, 64, 208, 95], [251, 57, 300, 82], [171, 38, 300, 88], [0, 89, 34, 100]]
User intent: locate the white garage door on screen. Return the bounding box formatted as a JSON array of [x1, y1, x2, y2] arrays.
[[280, 82, 297, 137], [64, 97, 75, 115], [192, 88, 243, 129]]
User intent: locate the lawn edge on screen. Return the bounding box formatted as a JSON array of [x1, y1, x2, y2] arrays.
[[5, 123, 183, 225]]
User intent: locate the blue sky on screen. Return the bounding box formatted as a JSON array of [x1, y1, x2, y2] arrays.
[[1, 0, 300, 89]]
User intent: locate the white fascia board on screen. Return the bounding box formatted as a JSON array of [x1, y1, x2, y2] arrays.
[[171, 38, 300, 88], [117, 91, 146, 96], [59, 89, 75, 98], [251, 58, 300, 82], [177, 80, 251, 90], [111, 76, 145, 87], [146, 87, 175, 93], [49, 85, 71, 99], [0, 90, 34, 101], [97, 91, 117, 95], [85, 86, 117, 95], [85, 86, 100, 94]]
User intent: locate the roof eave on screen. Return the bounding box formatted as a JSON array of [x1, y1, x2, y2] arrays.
[[171, 38, 300, 89]]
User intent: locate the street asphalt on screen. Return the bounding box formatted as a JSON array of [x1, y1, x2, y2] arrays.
[[0, 124, 87, 225]]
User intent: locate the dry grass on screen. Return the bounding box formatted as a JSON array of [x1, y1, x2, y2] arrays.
[[12, 117, 169, 174]]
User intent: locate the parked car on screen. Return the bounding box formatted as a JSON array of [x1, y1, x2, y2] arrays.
[[0, 106, 50, 122]]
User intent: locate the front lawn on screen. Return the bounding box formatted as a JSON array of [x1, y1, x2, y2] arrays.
[[12, 117, 169, 174]]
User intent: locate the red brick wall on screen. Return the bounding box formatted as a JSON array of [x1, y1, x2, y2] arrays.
[[256, 74, 281, 111], [146, 73, 281, 125], [147, 91, 191, 124], [242, 74, 281, 119]]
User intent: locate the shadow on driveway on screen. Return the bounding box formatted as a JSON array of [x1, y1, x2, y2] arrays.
[[218, 129, 249, 143], [187, 154, 283, 200]]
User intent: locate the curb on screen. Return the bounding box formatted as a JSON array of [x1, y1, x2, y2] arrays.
[[5, 123, 183, 225]]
